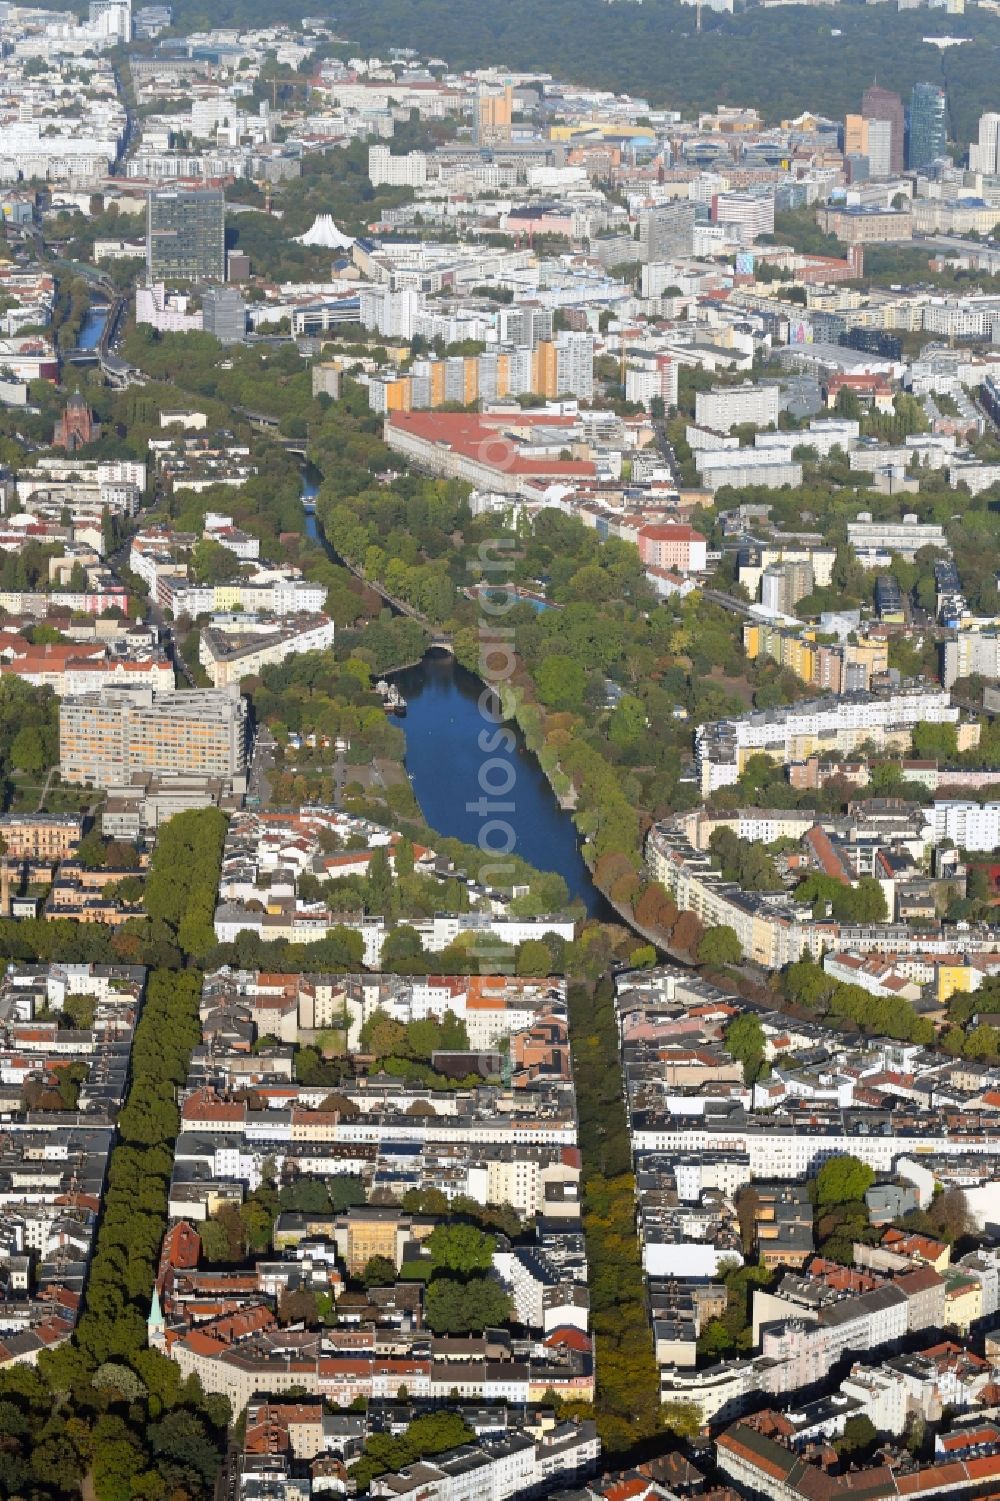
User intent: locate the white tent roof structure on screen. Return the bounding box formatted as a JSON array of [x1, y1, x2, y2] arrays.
[[294, 214, 355, 249]]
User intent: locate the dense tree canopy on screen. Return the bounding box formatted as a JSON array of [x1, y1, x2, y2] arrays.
[[725, 1012, 767, 1086], [816, 1154, 876, 1208], [0, 968, 229, 1500], [328, 0, 1000, 145]]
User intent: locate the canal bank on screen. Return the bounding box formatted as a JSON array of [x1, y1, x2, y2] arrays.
[[301, 467, 615, 920]]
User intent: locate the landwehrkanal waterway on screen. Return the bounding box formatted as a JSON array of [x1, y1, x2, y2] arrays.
[[302, 469, 610, 916], [78, 305, 108, 349]]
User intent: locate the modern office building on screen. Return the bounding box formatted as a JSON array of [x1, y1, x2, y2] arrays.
[[89, 0, 132, 42], [60, 686, 249, 789], [874, 572, 905, 623], [909, 83, 947, 170], [845, 153, 870, 187], [970, 112, 1000, 176], [861, 84, 905, 175], [474, 84, 513, 146], [146, 187, 225, 282], [844, 115, 868, 158], [713, 192, 774, 239], [865, 118, 893, 181], [202, 286, 246, 345], [638, 201, 696, 263]]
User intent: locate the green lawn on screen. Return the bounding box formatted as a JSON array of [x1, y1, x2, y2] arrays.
[[4, 769, 100, 815], [45, 780, 100, 814], [6, 771, 46, 813]]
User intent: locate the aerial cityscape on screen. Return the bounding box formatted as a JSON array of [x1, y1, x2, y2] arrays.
[[13, 0, 1000, 1498]]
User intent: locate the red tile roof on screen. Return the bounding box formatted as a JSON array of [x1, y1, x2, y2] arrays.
[[386, 411, 596, 478], [638, 523, 705, 542]]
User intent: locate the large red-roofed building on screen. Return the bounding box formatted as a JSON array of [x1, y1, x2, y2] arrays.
[[384, 410, 595, 497]]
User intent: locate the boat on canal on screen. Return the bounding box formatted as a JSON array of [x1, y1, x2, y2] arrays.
[[375, 679, 408, 716]]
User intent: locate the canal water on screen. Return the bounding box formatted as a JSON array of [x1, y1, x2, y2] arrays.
[[392, 654, 609, 915], [78, 306, 108, 349], [300, 468, 609, 916]]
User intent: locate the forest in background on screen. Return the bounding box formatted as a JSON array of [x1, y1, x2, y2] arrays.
[[32, 0, 1000, 146]]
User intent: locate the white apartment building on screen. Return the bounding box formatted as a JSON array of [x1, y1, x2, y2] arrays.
[[98, 457, 146, 488], [358, 286, 420, 340], [555, 332, 595, 401], [368, 145, 428, 188], [198, 615, 336, 689], [412, 914, 576, 953], [713, 192, 775, 240], [922, 299, 1000, 339], [136, 282, 204, 334], [923, 801, 1000, 853], [13, 457, 144, 512], [695, 686, 958, 793], [128, 539, 187, 596], [694, 382, 781, 432], [942, 631, 1000, 689], [625, 355, 679, 411], [846, 514, 948, 559], [492, 1248, 558, 1329], [496, 304, 553, 348], [211, 907, 575, 969], [686, 424, 737, 452], [0, 129, 121, 185], [737, 544, 836, 598], [717, 686, 957, 758], [203, 513, 260, 561], [948, 461, 1000, 496], [697, 452, 803, 492], [411, 307, 492, 346], [629, 1115, 1000, 1177], [481, 1156, 579, 1222], [757, 418, 859, 458], [368, 1430, 599, 1501], [166, 576, 327, 619]]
